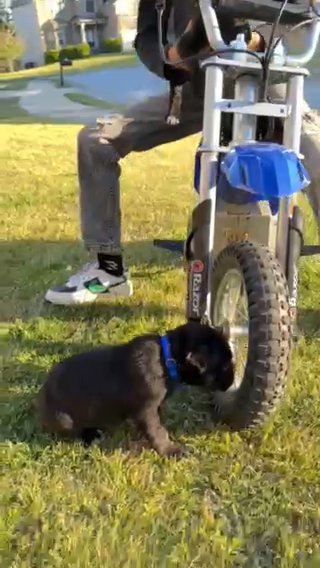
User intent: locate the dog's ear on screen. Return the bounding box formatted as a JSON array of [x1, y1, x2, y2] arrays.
[[186, 346, 209, 374]]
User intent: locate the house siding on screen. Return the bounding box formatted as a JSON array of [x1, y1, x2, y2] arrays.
[[12, 2, 45, 66], [12, 0, 139, 67]]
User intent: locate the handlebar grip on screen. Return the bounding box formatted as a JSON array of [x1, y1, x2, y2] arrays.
[[216, 0, 312, 25]]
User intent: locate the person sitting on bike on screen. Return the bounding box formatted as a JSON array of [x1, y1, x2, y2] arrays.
[[45, 0, 320, 306]]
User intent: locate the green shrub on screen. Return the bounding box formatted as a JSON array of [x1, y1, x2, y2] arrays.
[[44, 49, 60, 64], [60, 43, 91, 61], [101, 37, 122, 53], [44, 43, 91, 65]]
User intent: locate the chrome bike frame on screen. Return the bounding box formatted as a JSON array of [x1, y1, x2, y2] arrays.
[[197, 0, 320, 321]]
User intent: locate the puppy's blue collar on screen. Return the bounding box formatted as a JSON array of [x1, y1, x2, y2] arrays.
[[160, 335, 179, 383]]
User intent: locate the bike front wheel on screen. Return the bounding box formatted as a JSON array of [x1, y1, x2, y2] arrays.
[[211, 241, 292, 430]]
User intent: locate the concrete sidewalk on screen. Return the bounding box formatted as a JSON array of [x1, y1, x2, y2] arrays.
[[1, 80, 109, 124]]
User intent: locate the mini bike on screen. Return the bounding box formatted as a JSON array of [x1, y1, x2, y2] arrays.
[[155, 0, 320, 429]]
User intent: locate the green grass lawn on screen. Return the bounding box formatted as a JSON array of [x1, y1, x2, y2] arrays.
[[64, 92, 125, 112], [0, 97, 34, 123], [0, 53, 137, 86], [1, 122, 320, 567], [0, 98, 62, 125], [0, 79, 30, 91]]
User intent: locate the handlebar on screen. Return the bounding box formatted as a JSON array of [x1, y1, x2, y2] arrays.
[[215, 0, 312, 25], [198, 0, 320, 65]]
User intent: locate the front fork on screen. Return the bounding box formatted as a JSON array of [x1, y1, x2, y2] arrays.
[[287, 205, 304, 333], [186, 64, 224, 323], [186, 194, 305, 330], [276, 76, 305, 331], [186, 67, 305, 330], [185, 199, 213, 323]]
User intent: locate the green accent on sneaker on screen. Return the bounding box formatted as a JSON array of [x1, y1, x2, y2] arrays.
[[85, 277, 126, 295], [85, 278, 109, 294]]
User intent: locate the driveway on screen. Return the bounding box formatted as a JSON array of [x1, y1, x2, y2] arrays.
[[1, 63, 318, 124], [68, 64, 167, 107], [68, 62, 320, 110], [0, 80, 109, 123]]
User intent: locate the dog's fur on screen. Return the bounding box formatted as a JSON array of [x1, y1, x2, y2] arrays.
[[166, 82, 183, 125], [38, 322, 234, 457], [165, 9, 265, 125]]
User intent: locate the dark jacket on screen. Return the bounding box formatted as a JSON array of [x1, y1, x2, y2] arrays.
[[134, 0, 193, 82], [134, 0, 244, 88]]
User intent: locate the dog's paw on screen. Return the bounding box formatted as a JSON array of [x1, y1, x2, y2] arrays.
[[163, 443, 190, 459], [166, 115, 180, 126]]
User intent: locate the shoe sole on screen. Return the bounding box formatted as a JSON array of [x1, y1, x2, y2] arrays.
[[45, 280, 133, 306]]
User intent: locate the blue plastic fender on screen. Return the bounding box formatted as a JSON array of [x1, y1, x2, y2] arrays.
[[194, 143, 310, 215]]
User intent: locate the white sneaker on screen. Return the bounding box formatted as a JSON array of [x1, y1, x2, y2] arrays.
[[45, 262, 133, 306]]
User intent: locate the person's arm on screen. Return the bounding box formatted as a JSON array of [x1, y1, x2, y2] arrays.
[[134, 0, 191, 84]]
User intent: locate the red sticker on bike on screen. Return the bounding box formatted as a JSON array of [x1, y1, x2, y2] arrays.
[[192, 260, 204, 273]]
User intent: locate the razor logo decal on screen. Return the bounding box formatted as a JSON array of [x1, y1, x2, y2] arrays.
[[191, 260, 204, 317]]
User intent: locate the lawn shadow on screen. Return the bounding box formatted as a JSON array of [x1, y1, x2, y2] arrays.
[[297, 308, 320, 338], [0, 238, 183, 323], [43, 300, 184, 325], [0, 238, 180, 269], [1, 236, 193, 449]]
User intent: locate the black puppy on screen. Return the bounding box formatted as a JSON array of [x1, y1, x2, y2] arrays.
[[38, 322, 234, 457]]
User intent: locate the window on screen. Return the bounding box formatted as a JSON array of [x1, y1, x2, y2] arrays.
[[86, 0, 95, 13]]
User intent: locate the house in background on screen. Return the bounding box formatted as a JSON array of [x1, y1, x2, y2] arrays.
[[0, 0, 12, 22], [11, 0, 139, 68]]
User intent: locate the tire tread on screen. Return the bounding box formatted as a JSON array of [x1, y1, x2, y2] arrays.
[[212, 241, 292, 430]]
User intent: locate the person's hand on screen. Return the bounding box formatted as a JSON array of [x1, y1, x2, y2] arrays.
[[166, 20, 194, 71], [247, 31, 265, 52]]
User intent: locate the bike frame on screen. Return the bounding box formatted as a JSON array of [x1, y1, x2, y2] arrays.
[[186, 0, 320, 325]]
